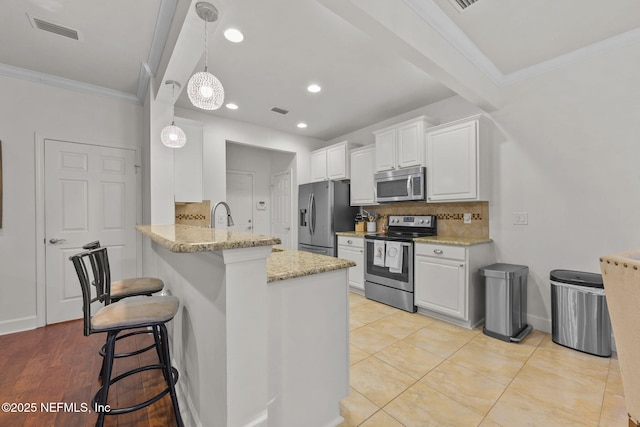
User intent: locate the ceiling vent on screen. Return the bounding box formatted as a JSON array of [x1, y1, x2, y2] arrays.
[[270, 107, 289, 115], [449, 0, 479, 11], [28, 14, 80, 40]]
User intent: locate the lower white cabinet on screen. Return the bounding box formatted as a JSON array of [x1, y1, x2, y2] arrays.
[[414, 242, 494, 329], [337, 235, 364, 291]]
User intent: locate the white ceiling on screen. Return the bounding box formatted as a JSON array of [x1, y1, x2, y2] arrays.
[[1, 0, 638, 140]]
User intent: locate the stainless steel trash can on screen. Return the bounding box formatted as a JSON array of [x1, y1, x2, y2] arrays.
[[550, 270, 611, 357], [479, 263, 532, 342]]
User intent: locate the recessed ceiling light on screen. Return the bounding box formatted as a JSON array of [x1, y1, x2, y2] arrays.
[[224, 28, 244, 43], [226, 103, 238, 110], [297, 123, 307, 129], [307, 84, 321, 93]]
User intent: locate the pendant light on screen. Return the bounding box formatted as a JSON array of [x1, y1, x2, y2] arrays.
[[161, 80, 187, 148], [187, 2, 224, 110]]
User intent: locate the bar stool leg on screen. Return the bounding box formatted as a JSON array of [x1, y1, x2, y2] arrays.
[[95, 331, 117, 427], [159, 323, 184, 427]]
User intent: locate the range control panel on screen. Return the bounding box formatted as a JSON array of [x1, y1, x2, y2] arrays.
[[387, 215, 435, 227]]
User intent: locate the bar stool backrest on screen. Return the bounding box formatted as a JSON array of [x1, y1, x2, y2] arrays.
[[69, 247, 112, 336]]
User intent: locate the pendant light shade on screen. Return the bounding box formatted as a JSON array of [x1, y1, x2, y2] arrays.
[[161, 123, 187, 148], [187, 69, 224, 110], [188, 2, 224, 110], [161, 80, 187, 148]]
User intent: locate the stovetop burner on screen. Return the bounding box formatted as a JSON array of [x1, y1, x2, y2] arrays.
[[364, 215, 437, 242]]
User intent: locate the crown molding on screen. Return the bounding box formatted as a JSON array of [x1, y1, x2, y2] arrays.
[[404, 0, 640, 87], [0, 62, 140, 104]]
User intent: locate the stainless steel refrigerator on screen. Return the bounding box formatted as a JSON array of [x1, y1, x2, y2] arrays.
[[298, 181, 358, 256]]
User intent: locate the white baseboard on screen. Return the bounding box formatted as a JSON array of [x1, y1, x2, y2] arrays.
[[526, 313, 551, 334], [175, 362, 202, 427], [0, 315, 38, 336]]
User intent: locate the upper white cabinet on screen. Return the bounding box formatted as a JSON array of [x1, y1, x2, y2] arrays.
[[310, 141, 353, 182], [174, 117, 204, 202], [349, 145, 376, 206], [373, 116, 437, 172], [425, 115, 492, 202]]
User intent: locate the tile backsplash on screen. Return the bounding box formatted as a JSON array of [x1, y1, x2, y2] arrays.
[[175, 200, 211, 227], [364, 201, 489, 239]]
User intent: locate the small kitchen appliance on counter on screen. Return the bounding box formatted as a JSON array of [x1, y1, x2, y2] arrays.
[[364, 215, 436, 312]]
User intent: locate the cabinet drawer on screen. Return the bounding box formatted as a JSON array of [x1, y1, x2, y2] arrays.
[[415, 243, 466, 260], [337, 235, 364, 248]]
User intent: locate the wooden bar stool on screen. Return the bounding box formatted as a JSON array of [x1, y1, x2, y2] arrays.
[[70, 247, 184, 427]]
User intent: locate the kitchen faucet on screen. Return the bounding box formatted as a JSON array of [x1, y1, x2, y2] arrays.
[[210, 201, 235, 228]]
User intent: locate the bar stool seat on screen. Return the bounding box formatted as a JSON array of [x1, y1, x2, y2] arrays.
[[110, 277, 164, 301], [92, 296, 179, 330], [70, 247, 184, 427]]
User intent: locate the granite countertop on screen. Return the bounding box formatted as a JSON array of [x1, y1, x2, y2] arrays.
[[413, 236, 493, 246], [267, 249, 355, 283], [136, 224, 281, 253], [335, 231, 372, 237]]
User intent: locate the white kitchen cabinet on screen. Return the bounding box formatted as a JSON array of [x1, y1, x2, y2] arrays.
[[310, 149, 327, 182], [310, 141, 352, 182], [174, 117, 204, 202], [414, 241, 494, 329], [337, 235, 364, 291], [425, 115, 492, 202], [373, 116, 437, 172], [349, 145, 376, 206]]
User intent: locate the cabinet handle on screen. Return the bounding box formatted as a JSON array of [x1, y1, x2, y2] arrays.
[[359, 250, 363, 253], [347, 240, 353, 244], [433, 249, 443, 255]]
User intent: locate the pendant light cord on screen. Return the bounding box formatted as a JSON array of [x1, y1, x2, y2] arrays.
[[204, 19, 208, 72]]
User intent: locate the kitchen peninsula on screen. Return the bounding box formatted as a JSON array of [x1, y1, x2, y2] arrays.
[[136, 224, 354, 427]]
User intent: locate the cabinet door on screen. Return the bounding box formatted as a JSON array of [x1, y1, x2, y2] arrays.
[[414, 255, 467, 320], [374, 128, 396, 172], [350, 146, 375, 206], [397, 121, 423, 169], [327, 144, 348, 180], [310, 149, 327, 182], [426, 120, 478, 201], [338, 244, 364, 290]]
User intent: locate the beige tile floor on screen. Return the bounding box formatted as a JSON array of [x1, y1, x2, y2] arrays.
[[340, 292, 628, 427]]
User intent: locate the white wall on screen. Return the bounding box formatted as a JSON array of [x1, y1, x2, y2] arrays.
[[226, 143, 295, 236], [0, 74, 143, 334]]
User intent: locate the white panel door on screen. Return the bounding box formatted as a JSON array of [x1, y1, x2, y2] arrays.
[[226, 171, 254, 232], [271, 170, 292, 248], [45, 140, 136, 324]]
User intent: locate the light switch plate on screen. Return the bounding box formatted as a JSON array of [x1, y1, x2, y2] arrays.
[[513, 212, 528, 225]]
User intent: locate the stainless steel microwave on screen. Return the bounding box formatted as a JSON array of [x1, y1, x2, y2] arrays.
[[374, 166, 426, 203]]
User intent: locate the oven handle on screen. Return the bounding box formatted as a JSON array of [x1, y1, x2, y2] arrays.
[[366, 240, 413, 248]]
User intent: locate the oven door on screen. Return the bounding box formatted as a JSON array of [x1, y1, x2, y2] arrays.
[[364, 239, 414, 291]]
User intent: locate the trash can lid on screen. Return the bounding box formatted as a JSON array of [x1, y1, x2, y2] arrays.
[[479, 263, 529, 279], [550, 270, 603, 289]]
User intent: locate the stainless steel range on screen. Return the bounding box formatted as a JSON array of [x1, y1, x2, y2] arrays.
[[364, 215, 437, 312]]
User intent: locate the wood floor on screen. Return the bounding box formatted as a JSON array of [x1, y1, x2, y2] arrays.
[[0, 320, 179, 427]]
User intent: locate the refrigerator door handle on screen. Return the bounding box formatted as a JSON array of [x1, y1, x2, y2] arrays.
[[308, 193, 313, 235], [310, 192, 316, 234]]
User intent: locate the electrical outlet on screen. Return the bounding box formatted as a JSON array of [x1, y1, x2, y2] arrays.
[[513, 212, 528, 225], [463, 213, 472, 224]]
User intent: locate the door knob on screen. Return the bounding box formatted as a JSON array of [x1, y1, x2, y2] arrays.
[[49, 238, 67, 244]]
